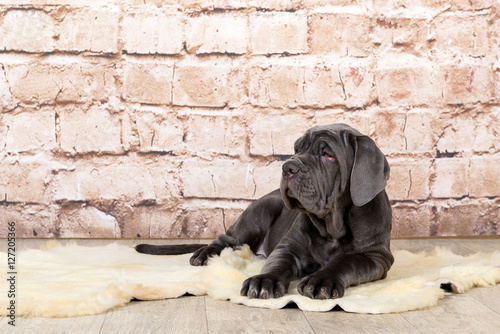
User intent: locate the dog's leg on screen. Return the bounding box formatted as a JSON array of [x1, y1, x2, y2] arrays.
[[240, 214, 312, 299], [297, 251, 393, 299], [190, 190, 286, 266]]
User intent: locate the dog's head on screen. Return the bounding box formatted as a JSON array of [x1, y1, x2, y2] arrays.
[[280, 123, 390, 218]]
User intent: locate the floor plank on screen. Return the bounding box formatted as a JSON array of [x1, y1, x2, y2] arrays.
[[397, 238, 500, 332], [100, 297, 208, 334], [467, 286, 500, 315], [304, 311, 420, 334], [205, 297, 314, 334], [400, 293, 500, 333], [452, 238, 500, 253], [5, 238, 500, 334], [0, 318, 10, 333], [391, 238, 475, 256], [12, 314, 106, 334]]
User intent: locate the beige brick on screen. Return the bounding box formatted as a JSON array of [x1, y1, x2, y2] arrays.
[[187, 12, 248, 54], [57, 204, 121, 238], [304, 66, 345, 108], [0, 156, 51, 203], [181, 159, 281, 200], [131, 205, 179, 238], [376, 57, 439, 106], [134, 203, 239, 238], [132, 0, 213, 9], [373, 17, 429, 53], [369, 111, 407, 153], [58, 8, 119, 53], [115, 104, 135, 152], [302, 0, 373, 7], [249, 65, 305, 108], [250, 12, 307, 55], [495, 70, 500, 103], [1, 0, 115, 4], [327, 0, 492, 10], [181, 159, 254, 199], [249, 114, 310, 156], [51, 162, 180, 203], [436, 116, 473, 154], [252, 161, 282, 198], [432, 158, 469, 198], [436, 111, 500, 154], [91, 200, 135, 238], [122, 62, 173, 105], [0, 65, 19, 112], [5, 62, 115, 105], [440, 63, 493, 105], [2, 108, 56, 153], [214, 0, 248, 9], [185, 114, 246, 156], [404, 110, 441, 153], [469, 155, 500, 197], [309, 13, 372, 57], [0, 119, 4, 151], [372, 0, 451, 10], [433, 199, 500, 236], [59, 105, 123, 155], [248, 0, 294, 10], [392, 203, 434, 238], [0, 204, 57, 238], [431, 14, 489, 57], [134, 110, 184, 153], [386, 158, 431, 201], [123, 12, 183, 55], [339, 62, 376, 108], [472, 109, 500, 152], [490, 17, 500, 57], [449, 0, 493, 11], [0, 9, 55, 52], [311, 110, 372, 136], [177, 207, 226, 238], [4, 63, 59, 104], [173, 65, 245, 107]]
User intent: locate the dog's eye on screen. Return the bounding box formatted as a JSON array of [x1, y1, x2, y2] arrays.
[[323, 153, 335, 161]]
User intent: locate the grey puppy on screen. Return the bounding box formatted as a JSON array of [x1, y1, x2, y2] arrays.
[[136, 123, 394, 300]]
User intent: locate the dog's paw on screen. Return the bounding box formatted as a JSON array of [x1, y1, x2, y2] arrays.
[[189, 245, 221, 266], [297, 274, 345, 300], [240, 274, 288, 299]]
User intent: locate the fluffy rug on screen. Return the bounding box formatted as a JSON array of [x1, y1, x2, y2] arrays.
[[0, 242, 499, 318]]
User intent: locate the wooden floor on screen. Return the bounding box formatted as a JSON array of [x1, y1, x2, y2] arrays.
[[4, 238, 500, 334]]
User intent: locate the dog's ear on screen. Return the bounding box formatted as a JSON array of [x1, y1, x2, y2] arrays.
[[350, 136, 390, 207]]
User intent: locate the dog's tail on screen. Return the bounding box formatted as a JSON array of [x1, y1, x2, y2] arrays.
[[135, 243, 206, 255]]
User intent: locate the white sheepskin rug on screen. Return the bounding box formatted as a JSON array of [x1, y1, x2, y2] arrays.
[[1, 242, 499, 318]]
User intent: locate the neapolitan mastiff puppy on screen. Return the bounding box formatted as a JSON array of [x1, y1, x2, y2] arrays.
[[136, 123, 394, 300]]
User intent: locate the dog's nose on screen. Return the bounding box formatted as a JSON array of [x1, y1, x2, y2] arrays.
[[282, 161, 301, 179]]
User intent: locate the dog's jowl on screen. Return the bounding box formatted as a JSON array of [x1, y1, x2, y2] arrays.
[[136, 123, 394, 300]]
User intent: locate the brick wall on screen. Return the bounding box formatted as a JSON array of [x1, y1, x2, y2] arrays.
[[0, 0, 499, 239]]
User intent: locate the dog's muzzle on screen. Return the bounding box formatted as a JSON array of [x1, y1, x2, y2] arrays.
[[282, 160, 302, 180], [280, 159, 309, 211]]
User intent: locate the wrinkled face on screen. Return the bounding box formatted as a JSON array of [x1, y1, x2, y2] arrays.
[[280, 129, 353, 217]]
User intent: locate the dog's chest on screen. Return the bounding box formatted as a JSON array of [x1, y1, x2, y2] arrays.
[[310, 237, 341, 265]]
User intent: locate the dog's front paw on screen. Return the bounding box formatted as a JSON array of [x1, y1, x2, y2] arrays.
[[240, 274, 288, 299], [298, 274, 345, 300], [189, 245, 222, 266]]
